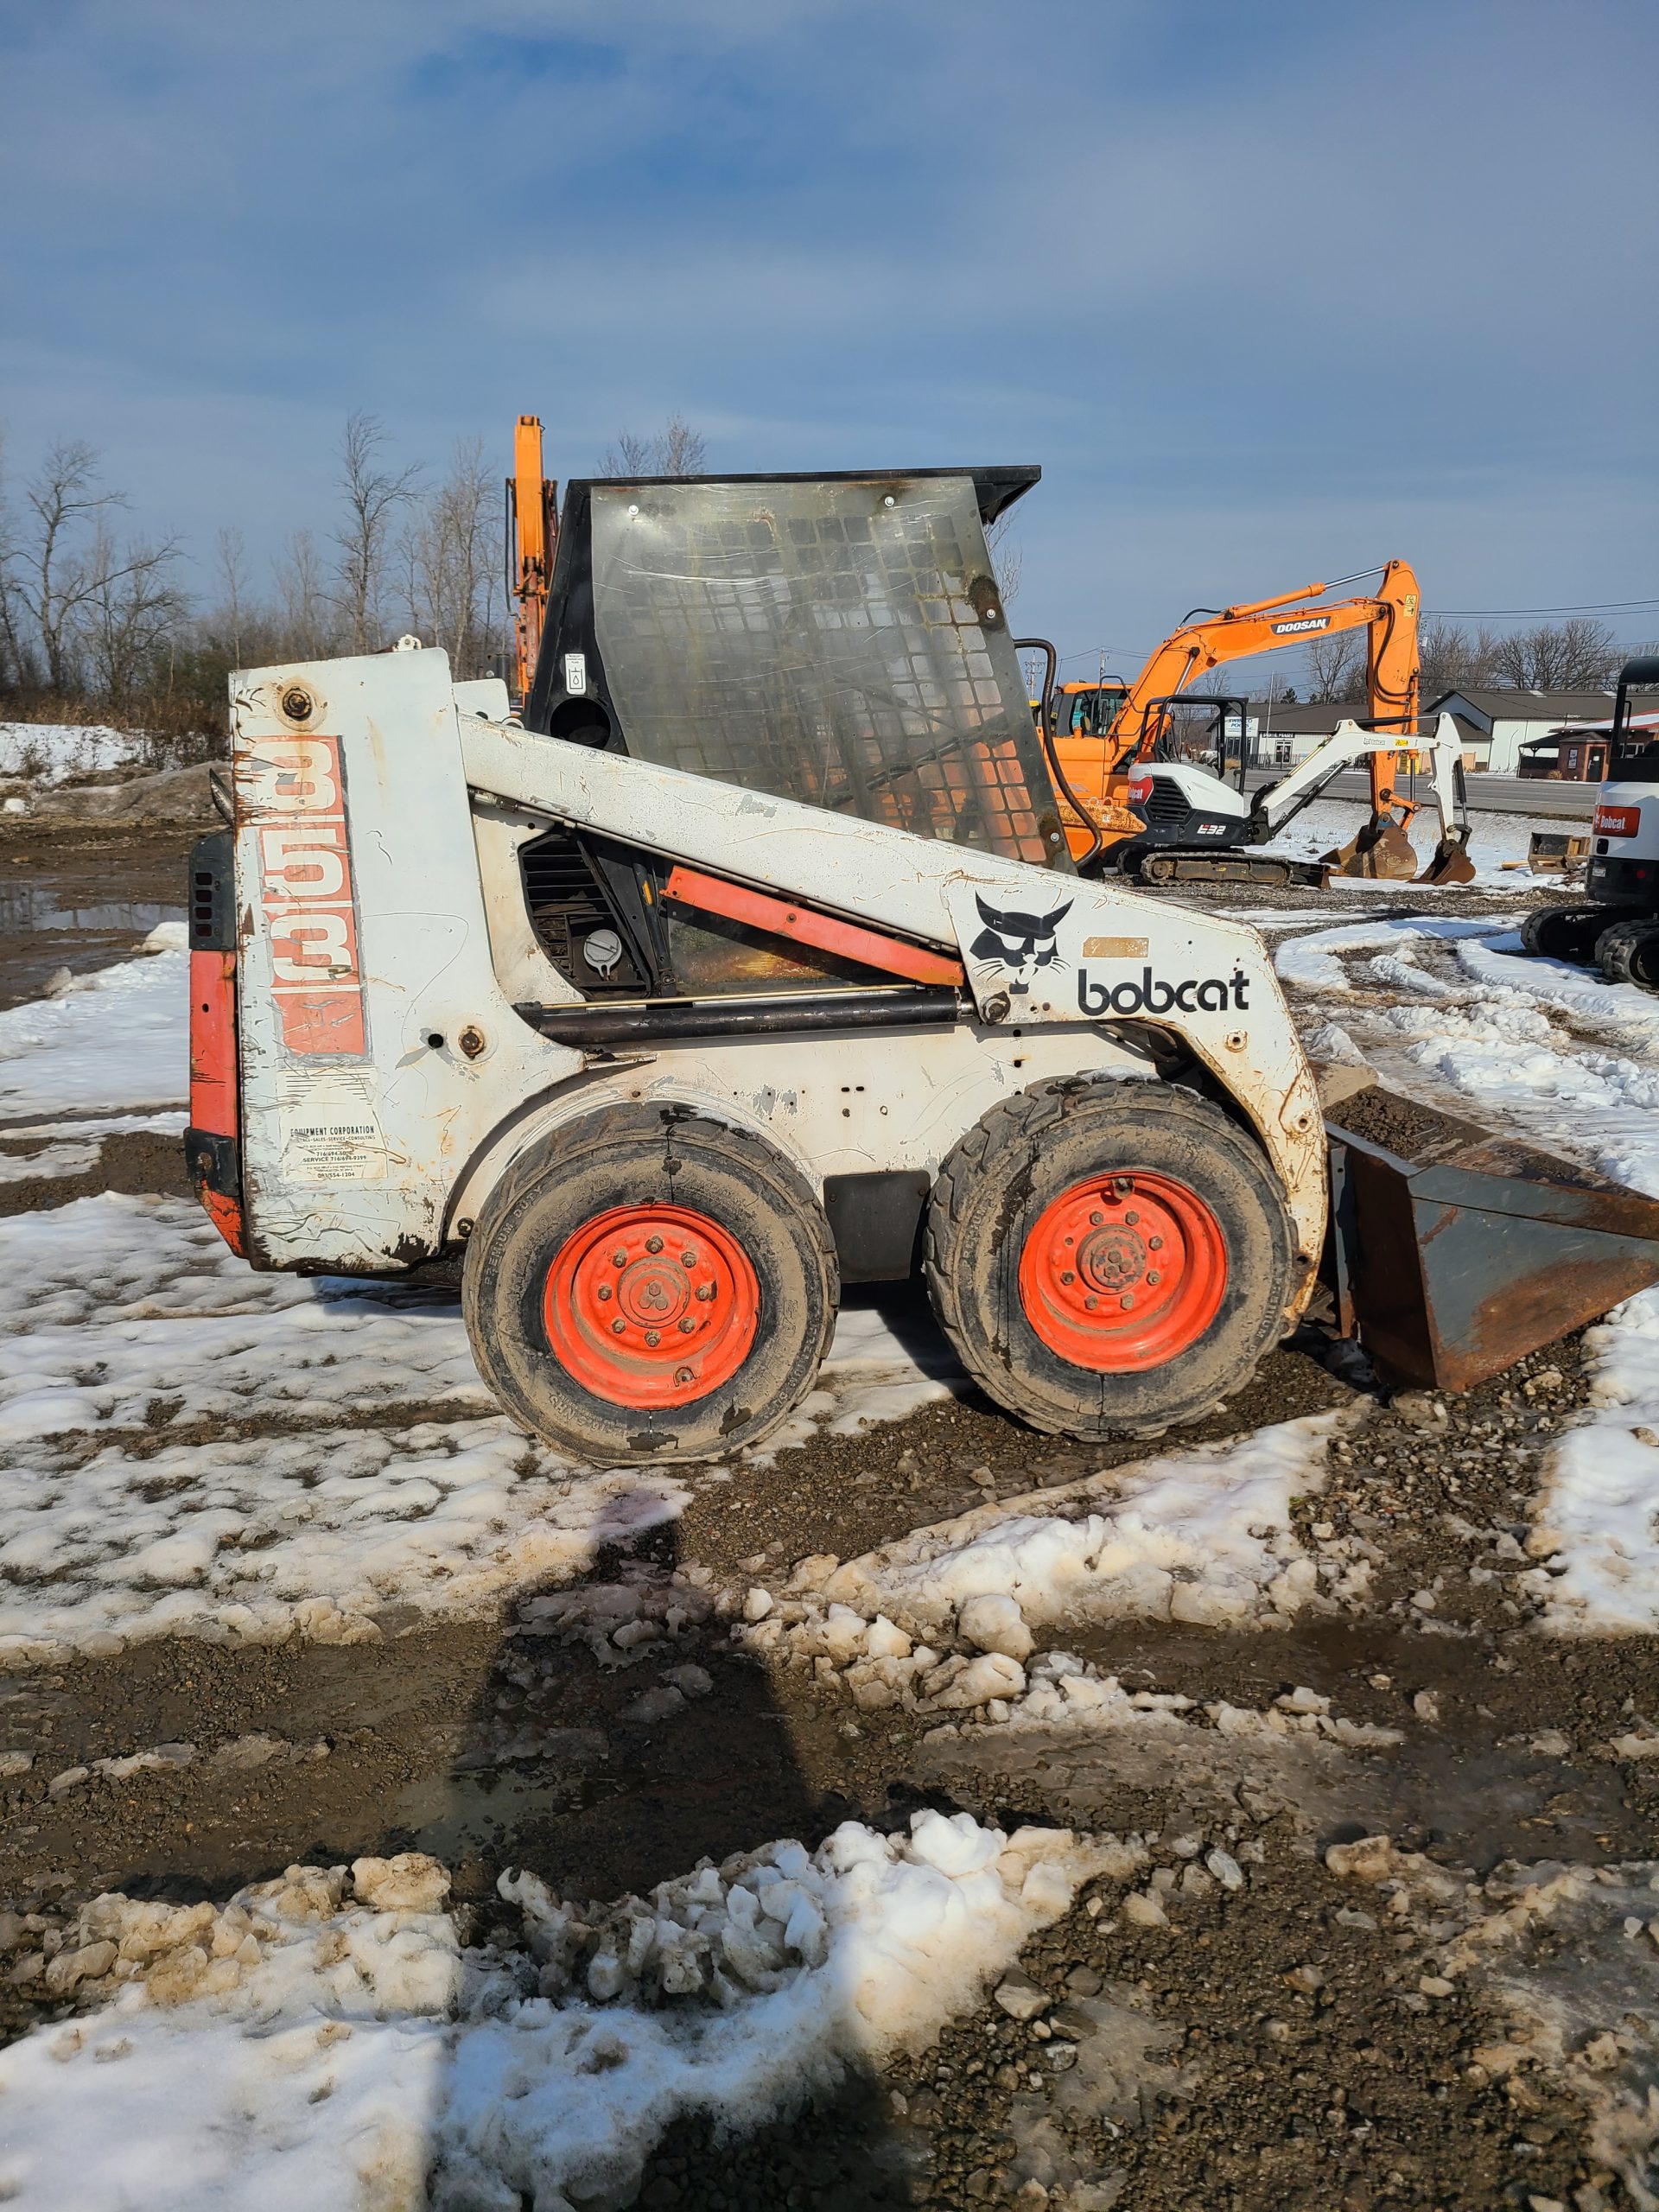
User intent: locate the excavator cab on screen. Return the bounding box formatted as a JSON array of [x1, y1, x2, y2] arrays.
[[1051, 681, 1129, 740]]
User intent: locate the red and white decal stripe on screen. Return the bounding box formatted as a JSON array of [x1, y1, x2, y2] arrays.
[[244, 734, 367, 1056]]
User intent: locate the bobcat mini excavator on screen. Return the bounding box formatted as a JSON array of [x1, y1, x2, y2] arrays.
[[1043, 563, 1476, 888], [188, 465, 1659, 1464]]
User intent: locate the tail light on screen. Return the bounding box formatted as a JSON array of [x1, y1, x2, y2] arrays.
[[185, 831, 245, 1255]]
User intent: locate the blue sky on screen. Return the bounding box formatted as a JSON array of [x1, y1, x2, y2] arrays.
[[2, 0, 1655, 677]]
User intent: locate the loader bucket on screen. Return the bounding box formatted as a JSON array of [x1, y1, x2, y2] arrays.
[[1323, 1081, 1659, 1392], [1323, 817, 1421, 880], [1414, 833, 1478, 887]]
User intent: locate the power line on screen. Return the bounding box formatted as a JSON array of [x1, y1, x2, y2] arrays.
[[1426, 598, 1659, 620]]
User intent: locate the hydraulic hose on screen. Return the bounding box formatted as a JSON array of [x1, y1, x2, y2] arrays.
[[1016, 635, 1105, 874]]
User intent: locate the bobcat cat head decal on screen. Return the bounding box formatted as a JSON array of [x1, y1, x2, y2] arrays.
[[969, 894, 1073, 995]]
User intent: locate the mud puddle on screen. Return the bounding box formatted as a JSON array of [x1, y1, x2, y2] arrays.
[[0, 819, 197, 1008]]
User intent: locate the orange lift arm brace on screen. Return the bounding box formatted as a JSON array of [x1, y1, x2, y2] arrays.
[[508, 416, 558, 705], [1052, 560, 1421, 855]]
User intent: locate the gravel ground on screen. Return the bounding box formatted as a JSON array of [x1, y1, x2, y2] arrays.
[[2, 823, 1654, 2210]]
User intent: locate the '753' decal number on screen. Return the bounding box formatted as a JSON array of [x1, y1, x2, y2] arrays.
[[242, 734, 366, 1057]]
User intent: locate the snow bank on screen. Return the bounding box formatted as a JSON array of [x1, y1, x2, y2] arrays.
[[0, 944, 187, 1117], [1458, 935, 1659, 1042], [0, 721, 143, 782], [0, 1817, 1116, 2212], [1525, 1292, 1659, 1635], [817, 1412, 1351, 1637]]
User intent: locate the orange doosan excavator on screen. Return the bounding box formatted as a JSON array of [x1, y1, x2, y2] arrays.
[[1039, 561, 1474, 887]]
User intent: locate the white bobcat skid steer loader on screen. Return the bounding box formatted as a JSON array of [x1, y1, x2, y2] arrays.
[[187, 467, 1329, 1461]]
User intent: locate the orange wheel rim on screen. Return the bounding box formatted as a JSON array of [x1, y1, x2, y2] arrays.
[[543, 1203, 760, 1409], [1017, 1170, 1227, 1372]]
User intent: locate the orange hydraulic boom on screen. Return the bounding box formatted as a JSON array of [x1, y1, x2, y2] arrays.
[[506, 416, 558, 706]]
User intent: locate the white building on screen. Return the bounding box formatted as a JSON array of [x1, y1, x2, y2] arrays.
[[1424, 689, 1617, 772]]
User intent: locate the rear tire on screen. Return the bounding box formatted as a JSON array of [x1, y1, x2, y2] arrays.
[[924, 1077, 1295, 1440], [1519, 903, 1608, 964], [1595, 918, 1659, 994], [463, 1104, 837, 1461]]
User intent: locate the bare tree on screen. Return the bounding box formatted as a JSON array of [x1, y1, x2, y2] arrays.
[[275, 529, 334, 661], [599, 415, 707, 478], [213, 526, 250, 668], [0, 432, 29, 690], [1304, 630, 1364, 702], [1492, 617, 1620, 692], [77, 520, 188, 702], [400, 439, 501, 676], [1418, 617, 1502, 701], [333, 413, 421, 653], [3, 440, 134, 690], [986, 510, 1021, 612]]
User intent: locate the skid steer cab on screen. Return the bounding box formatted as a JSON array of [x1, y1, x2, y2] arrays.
[[187, 467, 1328, 1461]]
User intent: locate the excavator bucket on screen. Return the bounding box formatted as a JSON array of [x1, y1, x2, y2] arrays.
[[1323, 817, 1421, 880], [1414, 833, 1478, 887]]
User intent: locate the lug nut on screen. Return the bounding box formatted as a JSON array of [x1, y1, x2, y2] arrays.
[[681, 1250, 696, 1266], [1060, 1270, 1075, 1285], [1148, 1235, 1164, 1250], [645, 1236, 664, 1254], [611, 1318, 626, 1335], [1090, 1211, 1103, 1226], [1124, 1210, 1139, 1225], [696, 1283, 715, 1301], [678, 1318, 696, 1333], [676, 1366, 695, 1385], [597, 1284, 612, 1302], [1085, 1295, 1099, 1311], [1120, 1294, 1135, 1309], [645, 1329, 660, 1346], [613, 1250, 627, 1268], [1146, 1269, 1161, 1287]]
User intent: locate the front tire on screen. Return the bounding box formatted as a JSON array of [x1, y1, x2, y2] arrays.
[[924, 1078, 1295, 1439], [463, 1105, 837, 1461]]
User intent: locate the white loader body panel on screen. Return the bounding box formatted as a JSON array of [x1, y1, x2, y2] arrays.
[[228, 647, 1325, 1289]]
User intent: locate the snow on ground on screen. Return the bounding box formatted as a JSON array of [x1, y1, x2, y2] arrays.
[[0, 1817, 1116, 2212], [0, 1109, 188, 1182], [1274, 913, 1510, 995], [808, 1412, 1355, 1639], [0, 1192, 963, 1667], [1278, 916, 1659, 1201], [1524, 1292, 1659, 1637], [0, 930, 187, 1119], [0, 721, 144, 783]]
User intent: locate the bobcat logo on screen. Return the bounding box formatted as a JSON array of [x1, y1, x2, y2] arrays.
[[969, 894, 1073, 996]]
